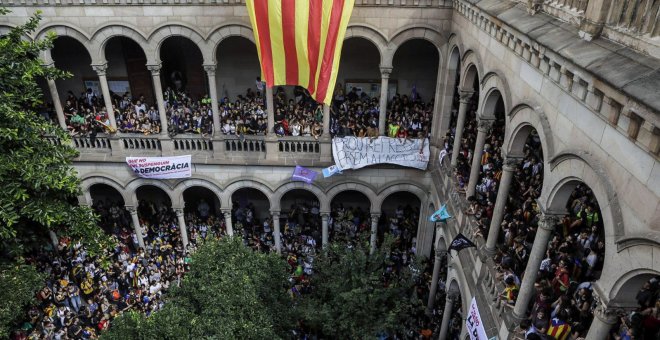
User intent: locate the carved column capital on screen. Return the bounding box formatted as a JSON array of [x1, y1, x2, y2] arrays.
[[203, 64, 217, 76], [146, 64, 162, 76], [371, 213, 381, 221], [502, 156, 523, 171], [477, 118, 494, 132], [91, 63, 108, 76], [380, 66, 392, 79], [174, 208, 184, 216], [270, 210, 280, 218], [125, 206, 137, 214], [320, 212, 330, 219], [538, 213, 560, 231], [593, 300, 620, 325], [458, 88, 474, 103]]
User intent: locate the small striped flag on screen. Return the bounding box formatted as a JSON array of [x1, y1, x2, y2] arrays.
[[246, 0, 355, 105]]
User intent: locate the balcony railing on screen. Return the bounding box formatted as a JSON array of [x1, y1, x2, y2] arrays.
[[72, 136, 111, 150], [224, 135, 266, 154], [278, 137, 320, 154], [121, 135, 161, 151], [173, 135, 213, 151], [606, 0, 660, 37]]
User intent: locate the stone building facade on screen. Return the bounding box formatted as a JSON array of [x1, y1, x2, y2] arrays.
[[1, 0, 659, 339]]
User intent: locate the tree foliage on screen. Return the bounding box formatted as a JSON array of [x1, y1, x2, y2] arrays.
[[103, 238, 296, 339], [298, 236, 424, 338], [0, 262, 44, 338], [0, 7, 108, 256]]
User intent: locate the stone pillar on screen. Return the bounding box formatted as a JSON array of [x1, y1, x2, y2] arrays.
[[321, 212, 330, 247], [203, 64, 221, 135], [370, 213, 380, 254], [127, 206, 145, 250], [378, 67, 392, 136], [484, 157, 521, 255], [427, 229, 444, 312], [526, 0, 543, 15], [322, 104, 331, 137], [272, 211, 282, 254], [266, 86, 275, 134], [175, 208, 189, 250], [438, 294, 455, 340], [46, 77, 67, 130], [91, 64, 117, 129], [147, 64, 168, 135], [586, 303, 618, 340], [49, 230, 59, 248], [222, 209, 234, 236], [512, 214, 559, 321], [579, 0, 613, 41], [450, 89, 474, 167], [466, 119, 493, 197]]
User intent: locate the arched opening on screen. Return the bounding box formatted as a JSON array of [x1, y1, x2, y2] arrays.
[[51, 36, 96, 135], [160, 36, 205, 98], [451, 65, 479, 181], [440, 47, 461, 138], [469, 93, 505, 204], [182, 186, 223, 243], [216, 36, 261, 100], [231, 188, 271, 248], [329, 190, 371, 241], [90, 183, 128, 234], [606, 273, 660, 340], [379, 191, 421, 251], [331, 37, 381, 137], [280, 189, 322, 252]]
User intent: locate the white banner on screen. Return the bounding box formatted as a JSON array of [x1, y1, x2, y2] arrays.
[[332, 137, 429, 170], [466, 297, 488, 340], [126, 155, 192, 179]]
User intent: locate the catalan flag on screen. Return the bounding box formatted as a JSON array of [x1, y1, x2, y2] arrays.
[[246, 0, 355, 105]]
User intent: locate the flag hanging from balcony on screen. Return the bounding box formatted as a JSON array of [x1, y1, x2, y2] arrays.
[[246, 0, 355, 105]]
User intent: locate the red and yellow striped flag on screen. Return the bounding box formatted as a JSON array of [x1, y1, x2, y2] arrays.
[[246, 0, 355, 105]]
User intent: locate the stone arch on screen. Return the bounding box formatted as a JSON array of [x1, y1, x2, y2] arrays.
[[435, 38, 464, 139], [459, 50, 483, 90], [323, 181, 378, 213], [90, 24, 153, 64], [607, 265, 660, 306], [445, 266, 469, 334], [0, 24, 16, 36], [385, 25, 445, 67], [478, 71, 512, 121], [172, 178, 224, 209], [271, 181, 327, 212], [35, 24, 94, 60], [221, 178, 274, 209], [79, 175, 130, 205], [125, 178, 176, 207], [344, 24, 387, 66], [149, 24, 208, 64], [207, 23, 256, 64], [373, 182, 428, 213], [505, 102, 555, 161]]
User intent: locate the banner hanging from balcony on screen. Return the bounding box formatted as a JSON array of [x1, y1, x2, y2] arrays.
[[126, 156, 192, 179], [466, 297, 488, 340], [246, 0, 355, 105], [332, 137, 430, 170]]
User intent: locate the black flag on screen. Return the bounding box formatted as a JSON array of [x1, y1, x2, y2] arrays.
[[448, 233, 476, 254]]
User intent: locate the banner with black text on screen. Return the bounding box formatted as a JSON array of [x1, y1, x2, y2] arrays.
[[126, 156, 192, 179], [332, 137, 429, 170]]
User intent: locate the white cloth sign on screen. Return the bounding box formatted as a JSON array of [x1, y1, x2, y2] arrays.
[[126, 156, 192, 179], [332, 137, 429, 170], [466, 297, 488, 340]]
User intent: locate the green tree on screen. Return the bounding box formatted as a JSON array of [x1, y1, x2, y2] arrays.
[[0, 7, 110, 335], [104, 237, 296, 339], [298, 236, 424, 338]]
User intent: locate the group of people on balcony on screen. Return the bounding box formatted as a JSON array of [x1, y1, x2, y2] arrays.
[[49, 80, 435, 141]]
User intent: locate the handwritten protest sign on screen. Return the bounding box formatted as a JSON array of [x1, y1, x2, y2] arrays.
[[332, 137, 429, 170]]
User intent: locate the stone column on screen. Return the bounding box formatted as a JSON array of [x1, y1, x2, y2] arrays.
[[579, 0, 612, 41], [512, 214, 559, 321], [175, 208, 189, 250], [484, 157, 521, 255], [91, 64, 117, 129], [46, 77, 67, 130], [378, 67, 392, 136], [272, 211, 282, 254], [266, 86, 275, 134], [438, 294, 455, 340], [322, 104, 331, 137], [586, 303, 618, 340], [450, 89, 474, 167], [147, 64, 168, 135], [127, 206, 145, 249], [222, 209, 234, 236], [466, 119, 493, 198], [321, 212, 330, 247], [49, 230, 59, 248], [427, 229, 444, 312], [203, 64, 221, 135], [370, 213, 380, 254]]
